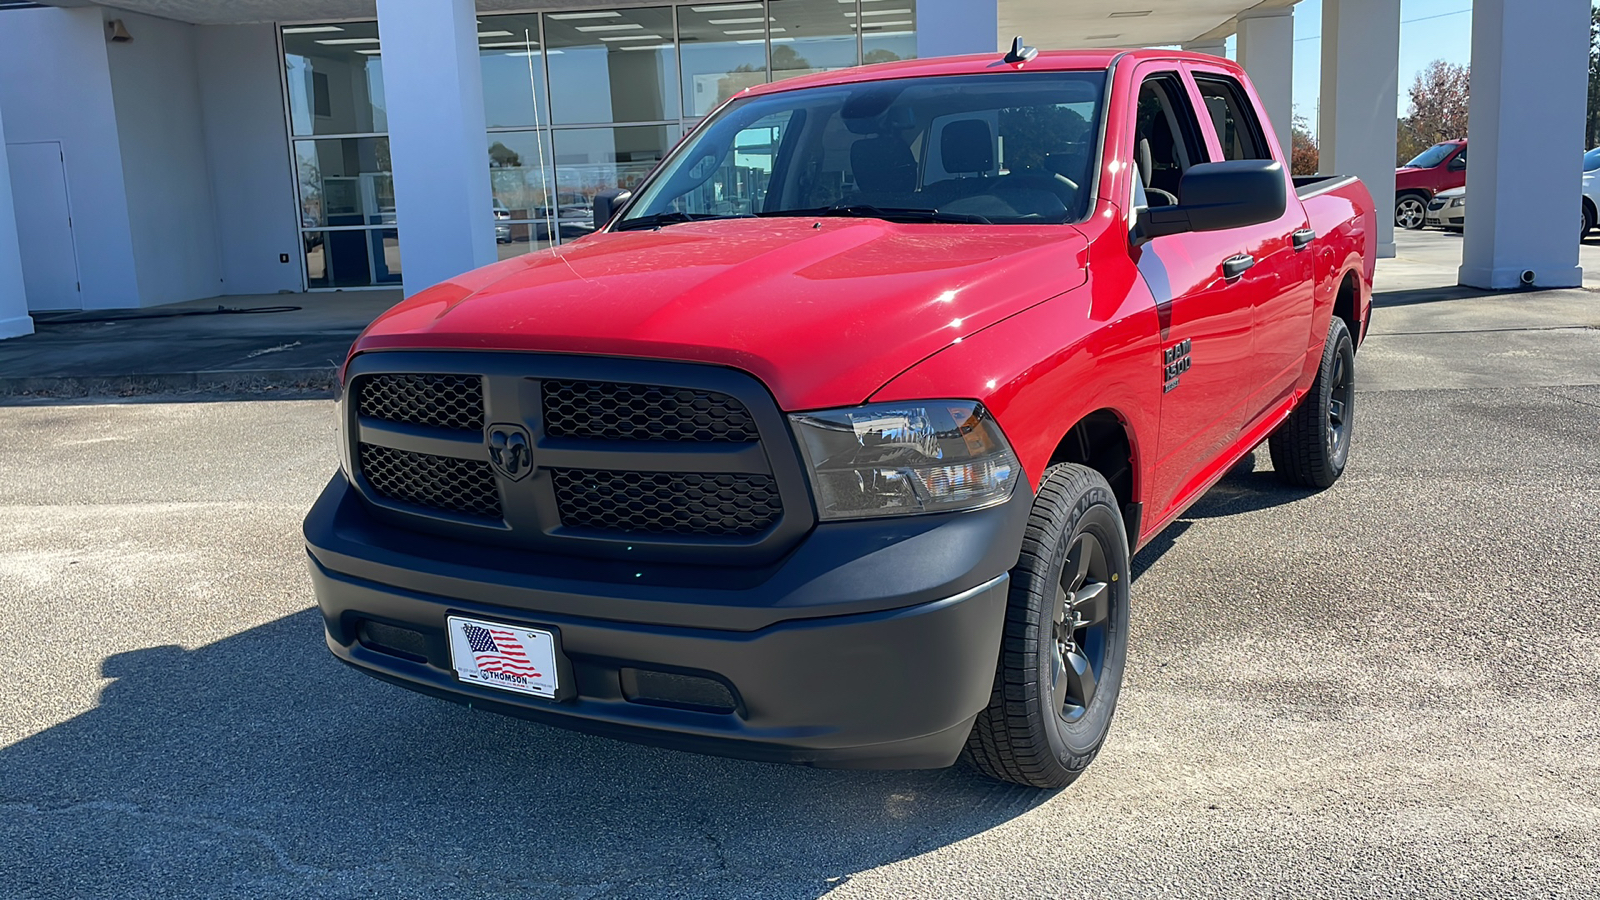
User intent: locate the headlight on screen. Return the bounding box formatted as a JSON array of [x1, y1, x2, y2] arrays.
[[1450, 197, 1466, 207], [789, 401, 1020, 520]]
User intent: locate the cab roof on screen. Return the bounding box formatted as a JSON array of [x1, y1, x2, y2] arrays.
[[738, 48, 1242, 98]]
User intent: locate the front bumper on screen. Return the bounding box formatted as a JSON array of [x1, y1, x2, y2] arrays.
[[305, 475, 1027, 768]]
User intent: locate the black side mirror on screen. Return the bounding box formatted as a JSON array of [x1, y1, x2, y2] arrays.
[[1448, 156, 1466, 171], [593, 189, 632, 231], [1137, 160, 1286, 241]]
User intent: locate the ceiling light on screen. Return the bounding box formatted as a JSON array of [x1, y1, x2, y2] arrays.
[[844, 8, 912, 15], [575, 23, 645, 31], [282, 26, 343, 34], [858, 20, 914, 28], [619, 43, 675, 51], [1085, 33, 1122, 39], [721, 28, 771, 34], [356, 49, 381, 55], [480, 41, 539, 48], [1108, 10, 1154, 17], [691, 3, 763, 11], [548, 11, 620, 19], [708, 17, 771, 24], [601, 34, 665, 41], [478, 30, 513, 37], [315, 37, 381, 45]]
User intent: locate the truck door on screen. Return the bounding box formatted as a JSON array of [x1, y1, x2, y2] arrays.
[[1128, 68, 1258, 519], [1188, 67, 1314, 421]]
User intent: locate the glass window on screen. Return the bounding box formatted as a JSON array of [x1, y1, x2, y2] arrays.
[[623, 72, 1107, 227], [1134, 74, 1208, 203], [480, 15, 551, 129], [487, 132, 559, 251], [294, 138, 393, 227], [770, 0, 860, 80], [678, 4, 770, 118], [860, 1, 917, 65], [283, 22, 387, 136], [544, 7, 679, 125], [555, 126, 677, 228], [1403, 142, 1456, 169], [1194, 75, 1270, 161], [304, 228, 401, 288]]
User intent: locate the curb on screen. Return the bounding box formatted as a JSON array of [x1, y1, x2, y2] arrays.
[[0, 367, 338, 400]]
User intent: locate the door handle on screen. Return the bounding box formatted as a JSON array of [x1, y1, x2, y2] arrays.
[[1222, 254, 1256, 280], [1292, 228, 1316, 251]]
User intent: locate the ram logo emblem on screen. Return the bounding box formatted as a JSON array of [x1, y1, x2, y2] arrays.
[[486, 424, 534, 481]]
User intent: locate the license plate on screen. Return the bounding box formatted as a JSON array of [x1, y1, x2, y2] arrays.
[[446, 615, 559, 699]]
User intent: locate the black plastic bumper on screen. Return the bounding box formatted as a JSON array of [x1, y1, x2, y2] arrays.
[[304, 475, 1028, 769]]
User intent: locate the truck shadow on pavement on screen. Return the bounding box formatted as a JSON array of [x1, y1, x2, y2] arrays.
[[1, 610, 1055, 899]]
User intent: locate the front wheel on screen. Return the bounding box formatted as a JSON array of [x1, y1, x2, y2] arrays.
[[964, 464, 1132, 789], [1269, 316, 1355, 489], [1395, 194, 1427, 230], [1583, 200, 1595, 240]]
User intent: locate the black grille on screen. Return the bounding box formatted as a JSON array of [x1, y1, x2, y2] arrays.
[[543, 380, 757, 442], [358, 374, 484, 432], [359, 443, 501, 519], [551, 469, 780, 536]]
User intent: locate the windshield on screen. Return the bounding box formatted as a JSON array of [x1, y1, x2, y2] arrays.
[[619, 72, 1107, 229], [1586, 148, 1600, 172], [1404, 142, 1458, 169]]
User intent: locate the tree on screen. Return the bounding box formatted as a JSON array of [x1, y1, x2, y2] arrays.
[[488, 141, 521, 169], [1290, 114, 1319, 176], [1586, 6, 1600, 149], [1396, 60, 1470, 165]]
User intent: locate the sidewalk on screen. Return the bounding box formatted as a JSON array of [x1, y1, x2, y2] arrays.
[[0, 231, 1595, 399], [0, 291, 398, 397]]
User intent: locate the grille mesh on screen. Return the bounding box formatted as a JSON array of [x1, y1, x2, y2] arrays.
[[357, 374, 484, 432], [551, 469, 780, 536], [359, 443, 501, 519], [543, 380, 757, 442]]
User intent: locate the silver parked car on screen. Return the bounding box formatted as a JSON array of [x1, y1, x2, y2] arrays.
[[1425, 186, 1465, 231]]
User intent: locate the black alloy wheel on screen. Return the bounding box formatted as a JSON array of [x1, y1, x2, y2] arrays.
[[1269, 316, 1356, 489], [964, 463, 1131, 789]]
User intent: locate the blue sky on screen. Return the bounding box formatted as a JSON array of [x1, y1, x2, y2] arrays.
[[1224, 0, 1475, 134]]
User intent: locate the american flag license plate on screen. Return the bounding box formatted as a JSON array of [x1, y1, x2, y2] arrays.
[[447, 616, 559, 699]]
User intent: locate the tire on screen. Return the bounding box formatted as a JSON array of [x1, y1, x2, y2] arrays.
[[964, 463, 1132, 789], [1395, 194, 1427, 230], [1269, 316, 1355, 489], [1583, 200, 1595, 241]]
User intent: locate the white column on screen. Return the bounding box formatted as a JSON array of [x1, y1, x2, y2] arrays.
[[918, 0, 998, 57], [1235, 8, 1294, 156], [1319, 0, 1401, 258], [1458, 0, 1589, 289], [1181, 39, 1228, 58], [376, 0, 495, 297], [0, 101, 35, 339]]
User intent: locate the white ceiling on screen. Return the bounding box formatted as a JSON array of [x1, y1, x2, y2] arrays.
[[999, 0, 1301, 51], [34, 0, 1299, 42]]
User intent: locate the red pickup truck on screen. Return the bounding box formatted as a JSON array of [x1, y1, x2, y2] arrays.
[[1395, 138, 1467, 229], [305, 45, 1375, 789]]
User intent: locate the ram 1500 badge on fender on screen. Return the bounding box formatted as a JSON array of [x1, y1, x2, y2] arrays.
[[305, 43, 1375, 788]]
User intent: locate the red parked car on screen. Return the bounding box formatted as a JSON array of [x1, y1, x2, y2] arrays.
[[305, 45, 1376, 788], [1395, 138, 1467, 230]]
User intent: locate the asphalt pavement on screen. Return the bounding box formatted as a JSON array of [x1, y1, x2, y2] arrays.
[[1, 230, 1597, 898]]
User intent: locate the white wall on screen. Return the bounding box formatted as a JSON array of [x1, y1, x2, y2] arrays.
[[0, 6, 140, 309], [196, 24, 302, 295], [105, 10, 223, 306], [0, 101, 34, 338]]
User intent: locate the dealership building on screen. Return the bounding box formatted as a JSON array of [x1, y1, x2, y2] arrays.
[[0, 0, 1588, 339]]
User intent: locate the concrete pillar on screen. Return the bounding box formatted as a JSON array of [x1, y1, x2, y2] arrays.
[[0, 102, 35, 339], [1319, 0, 1400, 258], [1235, 7, 1294, 156], [1181, 39, 1228, 58], [1459, 0, 1589, 289], [376, 0, 496, 297], [922, 0, 998, 57]]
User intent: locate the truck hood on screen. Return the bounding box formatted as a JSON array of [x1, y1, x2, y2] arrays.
[[354, 217, 1089, 410]]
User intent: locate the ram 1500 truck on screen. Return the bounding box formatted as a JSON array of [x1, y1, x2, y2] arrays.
[[305, 45, 1375, 789]]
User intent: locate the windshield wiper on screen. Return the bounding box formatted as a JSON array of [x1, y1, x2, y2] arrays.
[[613, 211, 753, 232], [764, 205, 992, 225]]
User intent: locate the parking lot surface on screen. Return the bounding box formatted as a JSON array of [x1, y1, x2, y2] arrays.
[[3, 234, 1598, 898]]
